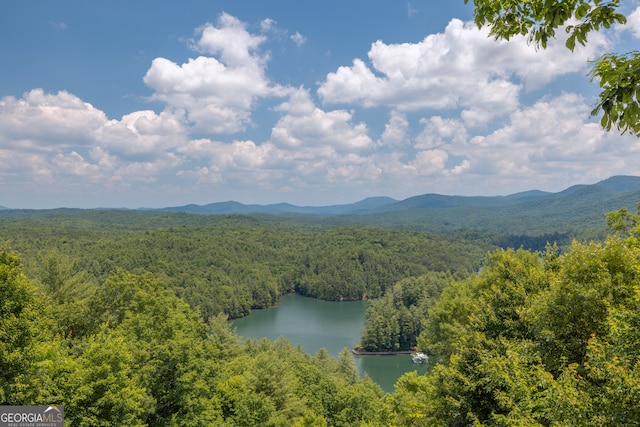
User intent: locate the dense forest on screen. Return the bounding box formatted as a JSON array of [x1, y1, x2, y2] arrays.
[[2, 204, 640, 425], [0, 210, 488, 320]]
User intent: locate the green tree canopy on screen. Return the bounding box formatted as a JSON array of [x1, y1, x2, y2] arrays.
[[392, 204, 640, 424], [464, 0, 640, 136], [0, 248, 59, 405]]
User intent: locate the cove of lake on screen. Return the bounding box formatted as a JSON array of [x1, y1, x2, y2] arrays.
[[232, 293, 429, 393]]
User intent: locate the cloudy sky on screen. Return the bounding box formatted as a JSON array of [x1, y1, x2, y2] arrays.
[[2, 0, 640, 209]]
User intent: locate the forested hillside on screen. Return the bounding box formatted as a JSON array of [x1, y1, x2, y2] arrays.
[[3, 204, 640, 425], [0, 210, 488, 320]]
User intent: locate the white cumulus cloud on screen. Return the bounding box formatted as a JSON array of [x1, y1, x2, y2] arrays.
[[270, 88, 372, 152], [144, 13, 275, 134], [0, 89, 107, 150], [318, 18, 608, 125]]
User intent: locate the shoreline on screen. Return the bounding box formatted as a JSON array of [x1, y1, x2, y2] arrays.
[[351, 349, 413, 356]]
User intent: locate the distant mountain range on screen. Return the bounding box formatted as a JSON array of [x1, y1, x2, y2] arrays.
[[160, 175, 640, 217], [159, 196, 399, 216], [2, 176, 639, 242], [154, 175, 640, 241]]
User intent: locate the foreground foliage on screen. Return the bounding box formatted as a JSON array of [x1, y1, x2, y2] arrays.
[[387, 203, 640, 425]]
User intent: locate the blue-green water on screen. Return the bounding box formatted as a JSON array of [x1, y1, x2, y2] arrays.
[[232, 294, 428, 393]]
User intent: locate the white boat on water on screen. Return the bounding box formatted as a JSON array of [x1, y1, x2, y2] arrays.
[[411, 352, 428, 364]]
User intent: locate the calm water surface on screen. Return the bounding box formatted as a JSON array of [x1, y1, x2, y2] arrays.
[[232, 294, 428, 393]]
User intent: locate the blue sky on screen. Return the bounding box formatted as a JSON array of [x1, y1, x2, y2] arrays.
[[1, 1, 640, 209]]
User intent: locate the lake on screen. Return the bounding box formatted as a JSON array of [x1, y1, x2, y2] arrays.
[[232, 293, 429, 393]]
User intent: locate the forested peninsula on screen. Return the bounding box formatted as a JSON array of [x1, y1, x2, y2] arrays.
[[3, 201, 640, 425]]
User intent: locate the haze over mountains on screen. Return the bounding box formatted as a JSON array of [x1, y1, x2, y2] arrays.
[[153, 175, 640, 240], [160, 175, 640, 217]]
